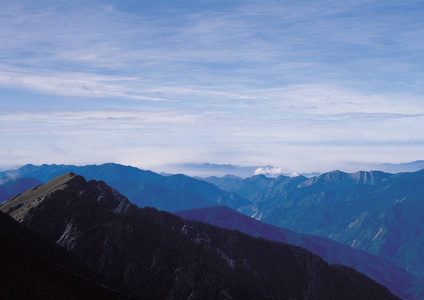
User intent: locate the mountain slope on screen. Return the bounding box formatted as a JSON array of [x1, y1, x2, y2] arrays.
[[208, 169, 424, 280], [0, 211, 126, 299], [176, 206, 415, 299], [108, 181, 218, 212], [1, 173, 399, 299], [2, 163, 249, 211], [203, 173, 308, 203]]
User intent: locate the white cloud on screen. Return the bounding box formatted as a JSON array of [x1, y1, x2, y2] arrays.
[[254, 166, 285, 176], [0, 170, 20, 185]]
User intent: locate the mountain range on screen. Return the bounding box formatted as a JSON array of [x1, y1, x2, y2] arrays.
[[2, 163, 424, 298], [171, 160, 424, 178], [176, 206, 416, 299], [0, 173, 400, 299], [0, 163, 249, 212], [203, 170, 424, 283]]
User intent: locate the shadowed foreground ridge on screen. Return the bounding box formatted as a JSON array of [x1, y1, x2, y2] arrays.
[[1, 173, 400, 299], [176, 206, 415, 299], [0, 210, 126, 299]]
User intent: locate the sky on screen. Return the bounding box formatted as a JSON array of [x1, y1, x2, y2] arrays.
[[1, 0, 424, 174]]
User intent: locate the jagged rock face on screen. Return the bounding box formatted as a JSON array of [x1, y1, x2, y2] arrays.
[[1, 173, 400, 299], [0, 211, 126, 299], [10, 174, 132, 244]]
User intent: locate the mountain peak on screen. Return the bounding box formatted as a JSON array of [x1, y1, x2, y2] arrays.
[[0, 172, 131, 223], [0, 172, 87, 221]]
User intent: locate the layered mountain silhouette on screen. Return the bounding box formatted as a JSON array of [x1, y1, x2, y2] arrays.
[[203, 170, 424, 287], [3, 163, 424, 297], [176, 206, 415, 299], [0, 173, 399, 299], [1, 163, 249, 211]]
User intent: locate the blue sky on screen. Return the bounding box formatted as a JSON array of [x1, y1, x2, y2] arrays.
[[1, 0, 424, 174]]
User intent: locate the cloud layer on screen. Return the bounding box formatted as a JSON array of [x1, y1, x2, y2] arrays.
[[1, 0, 423, 172]]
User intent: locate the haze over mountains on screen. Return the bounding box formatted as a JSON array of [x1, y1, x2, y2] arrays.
[[1, 162, 424, 298], [163, 160, 424, 178], [0, 173, 400, 299], [0, 177, 43, 204]]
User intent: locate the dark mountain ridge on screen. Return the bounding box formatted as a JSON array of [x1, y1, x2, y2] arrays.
[[0, 173, 399, 299], [0, 210, 126, 299], [177, 206, 415, 299]]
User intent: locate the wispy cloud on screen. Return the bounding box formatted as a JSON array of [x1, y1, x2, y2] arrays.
[[1, 0, 424, 171], [0, 66, 176, 102], [2, 0, 423, 100]]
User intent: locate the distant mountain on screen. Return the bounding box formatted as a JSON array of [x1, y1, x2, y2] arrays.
[[374, 160, 424, 173], [107, 181, 218, 212], [168, 163, 318, 178], [0, 173, 399, 299], [209, 170, 424, 281], [173, 163, 261, 178], [192, 160, 424, 179], [176, 206, 415, 299], [203, 173, 308, 203], [1, 163, 249, 211], [0, 177, 43, 203]]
